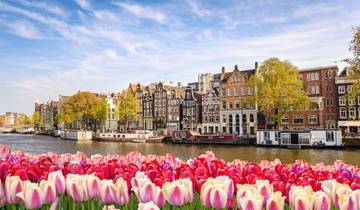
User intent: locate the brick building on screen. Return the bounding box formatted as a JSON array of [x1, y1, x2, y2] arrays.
[[269, 66, 338, 129], [200, 88, 220, 134]]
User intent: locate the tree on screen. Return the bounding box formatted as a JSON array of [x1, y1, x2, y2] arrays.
[[19, 115, 32, 126], [116, 88, 140, 133], [345, 27, 360, 96], [248, 58, 309, 128], [32, 111, 40, 129], [0, 115, 4, 127], [62, 92, 106, 130]]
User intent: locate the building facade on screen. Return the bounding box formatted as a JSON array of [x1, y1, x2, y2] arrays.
[[153, 83, 168, 130], [274, 66, 338, 129], [219, 64, 257, 136], [105, 93, 118, 132], [336, 69, 360, 135], [181, 86, 202, 131], [143, 90, 154, 130], [167, 90, 182, 131], [198, 73, 214, 94], [201, 88, 220, 134]]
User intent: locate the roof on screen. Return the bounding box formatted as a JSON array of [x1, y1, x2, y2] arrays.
[[299, 65, 338, 72], [221, 69, 255, 82]]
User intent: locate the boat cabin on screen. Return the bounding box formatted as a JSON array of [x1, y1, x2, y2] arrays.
[[257, 129, 342, 147]]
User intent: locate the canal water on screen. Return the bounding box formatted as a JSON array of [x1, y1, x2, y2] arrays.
[[0, 134, 359, 165]]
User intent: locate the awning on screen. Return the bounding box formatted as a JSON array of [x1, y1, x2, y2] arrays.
[[338, 121, 360, 127]]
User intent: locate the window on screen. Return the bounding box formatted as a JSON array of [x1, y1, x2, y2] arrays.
[[326, 131, 334, 142], [338, 86, 346, 94], [349, 97, 356, 106], [309, 115, 318, 125], [228, 88, 233, 96], [326, 98, 333, 107], [250, 114, 254, 122], [223, 115, 226, 123], [222, 101, 226, 109], [249, 87, 254, 96], [293, 115, 304, 124], [235, 87, 239, 96], [235, 100, 240, 109], [339, 97, 346, 106], [358, 96, 360, 105], [348, 85, 353, 93], [221, 89, 226, 97], [204, 116, 208, 122], [349, 107, 356, 119], [308, 86, 320, 94], [307, 72, 319, 81], [340, 107, 347, 119], [264, 131, 270, 142], [281, 116, 289, 125], [326, 85, 332, 93], [228, 101, 233, 109], [242, 87, 247, 96]]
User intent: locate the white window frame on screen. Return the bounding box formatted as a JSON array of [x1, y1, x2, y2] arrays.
[[293, 115, 304, 125], [349, 97, 356, 106], [340, 107, 347, 119], [309, 115, 318, 125], [349, 107, 356, 119], [338, 86, 346, 94], [339, 97, 346, 106], [281, 116, 289, 125]]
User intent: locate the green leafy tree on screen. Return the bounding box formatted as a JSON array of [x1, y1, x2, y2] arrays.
[[19, 115, 32, 126], [345, 27, 360, 96], [62, 92, 105, 130], [248, 58, 309, 128], [32, 111, 40, 129], [116, 88, 140, 133]]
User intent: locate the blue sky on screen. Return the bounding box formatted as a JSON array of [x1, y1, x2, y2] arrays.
[[0, 0, 359, 115]]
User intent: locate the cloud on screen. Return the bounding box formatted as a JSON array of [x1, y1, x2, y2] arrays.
[[186, 0, 210, 17], [5, 19, 45, 39], [14, 0, 68, 18], [73, 0, 92, 11], [113, 2, 166, 24]]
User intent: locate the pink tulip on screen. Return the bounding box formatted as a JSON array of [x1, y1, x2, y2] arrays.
[[134, 181, 156, 203], [266, 192, 285, 210], [289, 186, 314, 210], [313, 191, 331, 210], [236, 184, 256, 199], [66, 175, 87, 202], [138, 201, 160, 210], [352, 190, 360, 210], [338, 193, 357, 210], [256, 179, 273, 203], [163, 178, 193, 206], [216, 175, 234, 197], [100, 180, 117, 205], [333, 184, 352, 209], [39, 180, 57, 204], [16, 182, 43, 209], [115, 178, 130, 205], [152, 186, 165, 208], [86, 174, 101, 200], [201, 178, 229, 209], [48, 170, 65, 195], [238, 192, 263, 210], [5, 176, 23, 204]]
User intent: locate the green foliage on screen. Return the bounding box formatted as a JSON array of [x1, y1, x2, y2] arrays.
[[96, 98, 107, 123], [345, 26, 360, 97], [32, 111, 40, 126], [62, 92, 107, 129], [248, 58, 309, 128], [19, 115, 32, 126], [116, 88, 140, 132]]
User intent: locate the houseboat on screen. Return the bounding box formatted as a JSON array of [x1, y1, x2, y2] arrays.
[[95, 130, 163, 143], [256, 129, 343, 148], [169, 130, 253, 144], [60, 130, 93, 141]]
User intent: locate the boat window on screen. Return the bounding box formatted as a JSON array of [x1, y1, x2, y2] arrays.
[[326, 131, 335, 142], [264, 131, 270, 141], [282, 133, 290, 144], [299, 133, 310, 145]]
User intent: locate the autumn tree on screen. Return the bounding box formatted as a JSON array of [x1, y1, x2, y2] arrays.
[[248, 58, 309, 128], [32, 111, 40, 129], [62, 92, 107, 130], [19, 114, 32, 126], [116, 88, 140, 133], [345, 26, 360, 96], [0, 115, 4, 127]]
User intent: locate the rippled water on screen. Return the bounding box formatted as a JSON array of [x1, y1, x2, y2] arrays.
[[0, 134, 359, 165]]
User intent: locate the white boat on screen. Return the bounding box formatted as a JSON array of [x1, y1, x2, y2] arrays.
[[256, 129, 342, 148], [60, 130, 93, 141], [96, 130, 154, 142]]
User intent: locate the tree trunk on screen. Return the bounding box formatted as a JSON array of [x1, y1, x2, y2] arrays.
[[124, 117, 128, 133], [274, 108, 279, 129]]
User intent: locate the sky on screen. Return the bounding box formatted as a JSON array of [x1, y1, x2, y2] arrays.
[[0, 0, 359, 115]]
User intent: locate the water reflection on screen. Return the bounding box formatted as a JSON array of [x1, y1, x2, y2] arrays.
[[0, 134, 359, 165]]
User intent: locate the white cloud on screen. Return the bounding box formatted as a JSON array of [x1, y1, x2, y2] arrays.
[[6, 20, 45, 39], [73, 0, 92, 11], [15, 0, 68, 18], [186, 0, 210, 17], [113, 2, 166, 24]]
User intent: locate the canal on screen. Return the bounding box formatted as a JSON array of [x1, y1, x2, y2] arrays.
[[0, 134, 359, 165]]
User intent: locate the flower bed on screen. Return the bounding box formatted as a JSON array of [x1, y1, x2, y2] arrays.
[[0, 144, 359, 210]]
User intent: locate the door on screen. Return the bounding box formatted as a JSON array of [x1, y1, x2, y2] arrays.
[[291, 133, 299, 144]]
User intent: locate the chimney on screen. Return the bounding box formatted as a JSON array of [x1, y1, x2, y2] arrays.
[[234, 65, 238, 71], [255, 61, 258, 72], [221, 66, 225, 74]]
